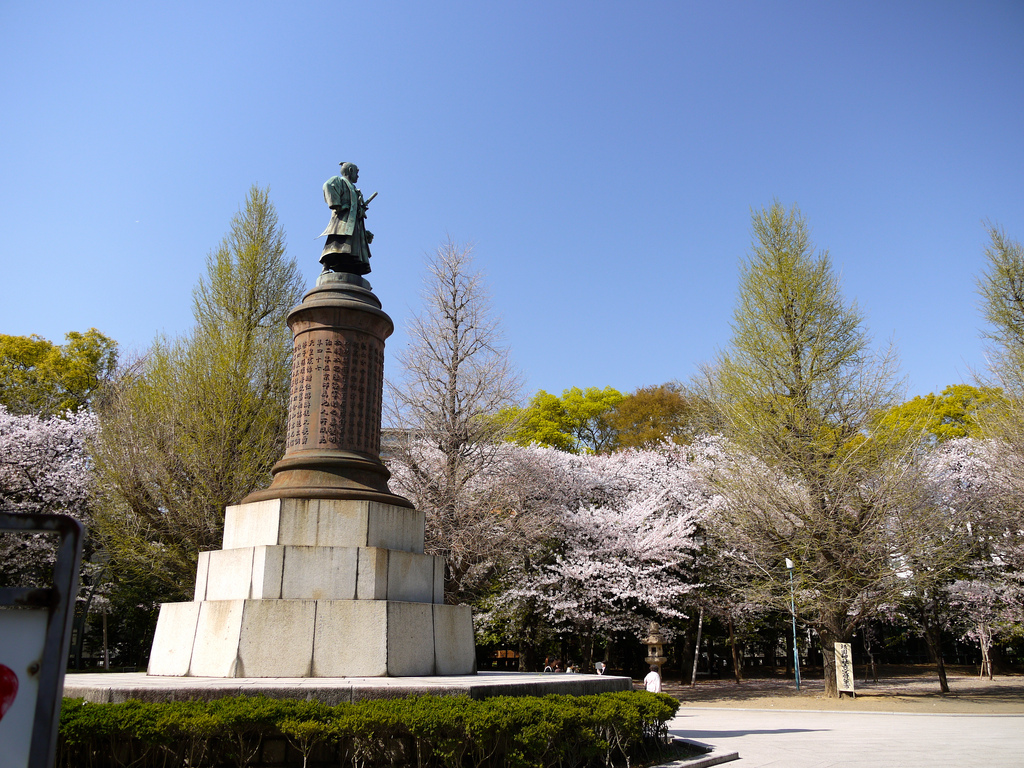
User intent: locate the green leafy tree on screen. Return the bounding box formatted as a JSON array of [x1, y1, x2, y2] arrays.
[[504, 390, 575, 451], [91, 185, 303, 603], [561, 386, 625, 453], [876, 384, 1004, 445], [699, 201, 919, 697], [507, 386, 624, 453], [0, 329, 117, 416], [610, 382, 697, 449]]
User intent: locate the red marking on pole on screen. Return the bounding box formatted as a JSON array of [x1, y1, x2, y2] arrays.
[[0, 664, 18, 721]]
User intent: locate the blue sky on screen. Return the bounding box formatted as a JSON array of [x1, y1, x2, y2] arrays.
[[2, 1, 1022, 401]]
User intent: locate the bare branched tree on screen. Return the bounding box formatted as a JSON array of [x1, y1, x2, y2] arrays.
[[385, 238, 523, 603]]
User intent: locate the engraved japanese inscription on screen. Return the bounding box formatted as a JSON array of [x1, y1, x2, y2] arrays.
[[286, 332, 383, 454]]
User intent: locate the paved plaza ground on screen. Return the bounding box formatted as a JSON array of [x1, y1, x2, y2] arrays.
[[63, 667, 1023, 766], [650, 668, 1024, 767], [668, 708, 1022, 768], [660, 668, 1024, 714]]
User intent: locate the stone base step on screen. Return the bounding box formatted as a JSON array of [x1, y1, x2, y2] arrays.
[[65, 671, 633, 704], [148, 599, 474, 678], [196, 545, 443, 604]]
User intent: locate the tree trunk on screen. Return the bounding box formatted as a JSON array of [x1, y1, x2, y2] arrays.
[[990, 645, 1008, 676], [102, 610, 109, 670], [978, 623, 993, 680], [707, 635, 716, 678], [765, 626, 779, 672], [923, 621, 950, 693], [517, 608, 537, 672], [679, 614, 696, 682], [728, 615, 743, 683], [691, 607, 704, 687], [72, 578, 101, 670], [861, 626, 878, 683], [818, 620, 845, 698]]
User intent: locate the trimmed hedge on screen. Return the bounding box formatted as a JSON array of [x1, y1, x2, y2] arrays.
[[59, 690, 679, 768]]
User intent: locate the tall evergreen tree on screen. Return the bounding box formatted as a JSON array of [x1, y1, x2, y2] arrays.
[[92, 185, 304, 603], [700, 201, 914, 697], [978, 224, 1024, 388], [975, 224, 1024, 447]]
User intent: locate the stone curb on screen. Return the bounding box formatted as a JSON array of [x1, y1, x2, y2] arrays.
[[651, 738, 739, 768], [63, 671, 632, 704]]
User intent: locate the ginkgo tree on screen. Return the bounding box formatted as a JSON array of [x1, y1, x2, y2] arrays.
[[978, 224, 1024, 394], [92, 186, 303, 603], [385, 239, 522, 604], [697, 201, 925, 697]]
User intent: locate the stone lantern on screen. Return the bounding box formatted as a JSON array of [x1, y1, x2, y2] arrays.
[[643, 622, 669, 674]]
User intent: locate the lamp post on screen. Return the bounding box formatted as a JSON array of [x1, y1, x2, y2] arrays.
[[786, 558, 801, 691]]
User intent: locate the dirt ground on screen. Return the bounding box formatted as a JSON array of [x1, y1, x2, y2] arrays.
[[636, 665, 1024, 714]]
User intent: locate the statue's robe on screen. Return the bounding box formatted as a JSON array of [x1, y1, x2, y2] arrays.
[[319, 175, 371, 274]]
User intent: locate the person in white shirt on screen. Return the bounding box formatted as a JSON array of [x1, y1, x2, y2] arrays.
[[644, 664, 662, 693]]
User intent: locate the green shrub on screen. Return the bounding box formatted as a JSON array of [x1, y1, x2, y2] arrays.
[[57, 691, 679, 768]]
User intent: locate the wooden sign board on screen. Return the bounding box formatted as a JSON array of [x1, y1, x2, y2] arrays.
[[834, 641, 856, 695]]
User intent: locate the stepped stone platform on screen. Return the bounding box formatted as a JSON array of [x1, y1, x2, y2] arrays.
[[146, 273, 478, 679], [64, 671, 632, 704], [148, 498, 474, 678]]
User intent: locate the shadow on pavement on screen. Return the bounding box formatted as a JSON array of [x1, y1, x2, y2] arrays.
[[670, 728, 824, 738]]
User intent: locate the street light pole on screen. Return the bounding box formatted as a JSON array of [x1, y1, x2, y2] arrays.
[[786, 558, 801, 691]]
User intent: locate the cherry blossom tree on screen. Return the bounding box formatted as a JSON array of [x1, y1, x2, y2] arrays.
[[476, 442, 714, 669], [695, 408, 984, 694], [865, 435, 1024, 691], [925, 437, 1024, 674], [0, 405, 97, 586]]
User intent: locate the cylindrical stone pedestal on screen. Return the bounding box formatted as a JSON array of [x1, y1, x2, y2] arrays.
[[243, 272, 412, 508]]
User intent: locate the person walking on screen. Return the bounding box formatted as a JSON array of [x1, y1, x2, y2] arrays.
[[644, 665, 662, 693]]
